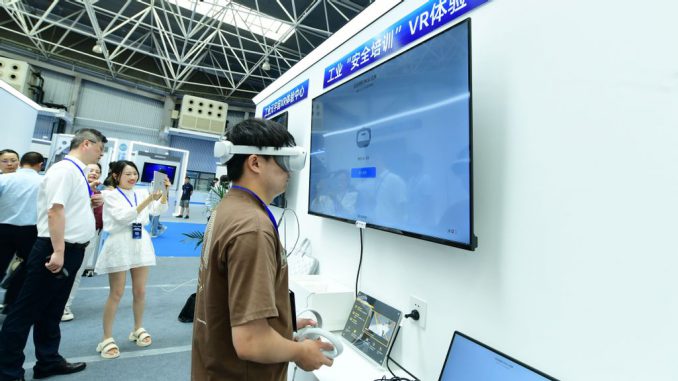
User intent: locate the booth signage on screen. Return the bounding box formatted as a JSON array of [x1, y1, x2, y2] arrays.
[[262, 79, 309, 118], [323, 0, 488, 88]]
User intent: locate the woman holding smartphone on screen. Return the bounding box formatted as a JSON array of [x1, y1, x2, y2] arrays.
[[94, 160, 169, 359]]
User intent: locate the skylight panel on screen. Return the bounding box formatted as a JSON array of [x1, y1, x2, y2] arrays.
[[172, 0, 295, 42]]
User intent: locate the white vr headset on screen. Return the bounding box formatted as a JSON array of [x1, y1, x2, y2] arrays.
[[214, 140, 307, 172]]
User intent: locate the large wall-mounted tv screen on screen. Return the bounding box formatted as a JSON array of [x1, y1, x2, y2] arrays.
[[140, 162, 178, 185], [309, 19, 475, 250]]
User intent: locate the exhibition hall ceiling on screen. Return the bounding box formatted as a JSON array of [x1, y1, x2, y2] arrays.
[[0, 0, 371, 105]]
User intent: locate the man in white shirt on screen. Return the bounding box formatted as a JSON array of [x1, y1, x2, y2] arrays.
[[0, 129, 106, 381], [0, 151, 45, 313]]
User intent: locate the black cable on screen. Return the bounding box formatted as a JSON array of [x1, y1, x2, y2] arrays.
[[355, 228, 364, 297], [388, 357, 419, 381], [383, 327, 419, 381], [276, 208, 286, 226], [276, 208, 288, 256], [372, 375, 413, 381], [283, 208, 301, 258], [386, 355, 397, 378]]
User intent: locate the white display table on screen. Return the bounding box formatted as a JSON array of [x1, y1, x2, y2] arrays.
[[313, 337, 388, 380]]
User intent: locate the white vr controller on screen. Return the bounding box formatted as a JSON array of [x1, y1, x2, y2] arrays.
[[213, 140, 307, 172], [294, 309, 343, 359]]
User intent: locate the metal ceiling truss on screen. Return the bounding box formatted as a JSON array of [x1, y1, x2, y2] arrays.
[[0, 0, 368, 103]]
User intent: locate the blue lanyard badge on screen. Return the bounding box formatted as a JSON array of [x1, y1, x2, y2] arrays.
[[63, 158, 93, 197], [116, 188, 138, 208], [230, 185, 278, 231]]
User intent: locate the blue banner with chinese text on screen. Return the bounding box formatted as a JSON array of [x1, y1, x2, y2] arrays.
[[262, 79, 309, 118], [323, 0, 488, 88]]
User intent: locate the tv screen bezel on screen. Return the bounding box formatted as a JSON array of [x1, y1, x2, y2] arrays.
[[307, 18, 476, 250], [438, 331, 559, 381]]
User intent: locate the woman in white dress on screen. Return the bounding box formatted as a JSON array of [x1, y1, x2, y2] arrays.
[[94, 160, 169, 359]]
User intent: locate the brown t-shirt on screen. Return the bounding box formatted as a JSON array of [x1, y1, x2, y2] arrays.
[[191, 188, 291, 381]]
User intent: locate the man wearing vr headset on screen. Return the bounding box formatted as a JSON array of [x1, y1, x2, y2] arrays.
[[192, 118, 333, 380]]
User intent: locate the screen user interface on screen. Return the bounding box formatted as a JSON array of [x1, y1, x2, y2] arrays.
[[342, 292, 402, 366], [141, 163, 177, 184], [438, 332, 558, 381], [309, 19, 472, 247]]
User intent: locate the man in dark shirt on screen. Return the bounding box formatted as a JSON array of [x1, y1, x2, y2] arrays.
[[177, 177, 193, 219]]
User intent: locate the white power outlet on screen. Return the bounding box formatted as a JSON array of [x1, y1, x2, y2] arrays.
[[409, 295, 428, 329]]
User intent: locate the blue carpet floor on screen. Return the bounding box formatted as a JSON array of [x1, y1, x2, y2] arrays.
[[152, 222, 206, 257]]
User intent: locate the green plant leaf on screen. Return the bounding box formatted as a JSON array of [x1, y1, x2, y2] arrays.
[[182, 231, 204, 250], [215, 185, 228, 199]]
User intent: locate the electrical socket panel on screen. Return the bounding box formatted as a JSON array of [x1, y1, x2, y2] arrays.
[[409, 295, 428, 329]]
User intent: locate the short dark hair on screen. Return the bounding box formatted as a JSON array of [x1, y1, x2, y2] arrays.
[[0, 149, 19, 159], [20, 151, 44, 166], [219, 174, 230, 184], [102, 176, 114, 187], [70, 128, 108, 150], [108, 160, 139, 187], [225, 118, 295, 181], [102, 161, 116, 187]]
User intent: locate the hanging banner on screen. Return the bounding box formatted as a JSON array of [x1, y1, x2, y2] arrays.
[[262, 79, 309, 118], [323, 0, 489, 88]]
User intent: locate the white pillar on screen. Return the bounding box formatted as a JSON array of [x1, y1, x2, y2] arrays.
[[0, 81, 39, 157]]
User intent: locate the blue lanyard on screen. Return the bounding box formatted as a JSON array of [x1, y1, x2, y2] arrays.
[[116, 187, 138, 208], [63, 158, 93, 197], [231, 185, 278, 231]]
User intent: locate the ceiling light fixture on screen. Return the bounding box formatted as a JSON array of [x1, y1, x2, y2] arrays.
[[261, 58, 271, 71], [92, 43, 103, 54]]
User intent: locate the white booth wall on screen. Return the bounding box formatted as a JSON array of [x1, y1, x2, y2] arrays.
[[257, 1, 678, 380], [0, 81, 38, 156]]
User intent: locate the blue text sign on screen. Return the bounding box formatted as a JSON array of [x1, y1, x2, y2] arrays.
[[323, 0, 488, 88], [262, 79, 309, 118]]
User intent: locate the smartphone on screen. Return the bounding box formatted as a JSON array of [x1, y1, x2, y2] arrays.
[[152, 171, 168, 196]]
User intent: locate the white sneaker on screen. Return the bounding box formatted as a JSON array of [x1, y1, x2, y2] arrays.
[[61, 307, 74, 322]]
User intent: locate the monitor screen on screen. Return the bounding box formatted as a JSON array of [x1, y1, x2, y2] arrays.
[[438, 332, 559, 381], [271, 193, 286, 208], [309, 19, 475, 250], [341, 292, 402, 366], [140, 162, 177, 184], [268, 111, 289, 208], [270, 111, 289, 128]]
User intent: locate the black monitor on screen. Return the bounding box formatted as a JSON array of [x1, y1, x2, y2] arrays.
[[438, 332, 559, 381], [270, 111, 288, 128], [309, 19, 475, 250], [140, 162, 177, 184], [268, 111, 289, 208]]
